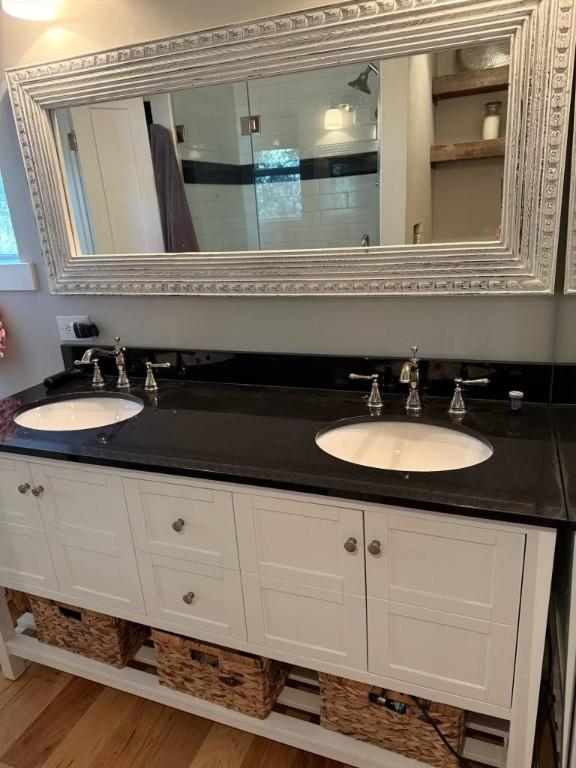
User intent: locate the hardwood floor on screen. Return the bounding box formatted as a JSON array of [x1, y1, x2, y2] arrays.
[[0, 664, 350, 768], [0, 663, 557, 768]]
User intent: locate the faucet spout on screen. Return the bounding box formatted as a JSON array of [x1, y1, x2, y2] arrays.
[[399, 346, 422, 415], [81, 337, 130, 390], [399, 361, 411, 384], [81, 347, 115, 363]]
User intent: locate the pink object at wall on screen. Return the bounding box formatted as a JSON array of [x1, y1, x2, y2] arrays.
[[0, 321, 6, 359]]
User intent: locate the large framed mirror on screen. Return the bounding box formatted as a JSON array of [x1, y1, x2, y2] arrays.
[[564, 104, 576, 294], [6, 0, 575, 296]]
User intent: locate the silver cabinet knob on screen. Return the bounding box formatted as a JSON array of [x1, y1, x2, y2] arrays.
[[368, 540, 382, 556], [344, 537, 358, 553], [18, 483, 30, 495], [172, 518, 185, 533], [182, 591, 195, 605], [31, 485, 44, 497]]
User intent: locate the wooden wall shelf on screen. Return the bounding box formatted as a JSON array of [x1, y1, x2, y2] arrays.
[[432, 67, 509, 101], [431, 138, 506, 164]]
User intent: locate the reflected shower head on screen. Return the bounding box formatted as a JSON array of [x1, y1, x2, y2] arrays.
[[348, 63, 379, 94]]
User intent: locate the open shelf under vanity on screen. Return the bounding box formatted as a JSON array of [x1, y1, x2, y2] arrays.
[[8, 612, 508, 768]]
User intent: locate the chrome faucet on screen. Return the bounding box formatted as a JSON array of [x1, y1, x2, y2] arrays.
[[349, 372, 383, 412], [80, 336, 130, 390], [74, 358, 105, 389], [448, 377, 490, 416], [144, 361, 171, 392], [399, 346, 422, 415]]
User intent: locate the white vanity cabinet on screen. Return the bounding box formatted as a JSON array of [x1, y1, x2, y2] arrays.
[[124, 477, 245, 641], [365, 510, 525, 707], [235, 493, 367, 669], [0, 456, 43, 527], [0, 453, 556, 768]]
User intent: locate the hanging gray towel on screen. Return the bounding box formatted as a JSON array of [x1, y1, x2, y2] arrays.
[[150, 123, 200, 252]]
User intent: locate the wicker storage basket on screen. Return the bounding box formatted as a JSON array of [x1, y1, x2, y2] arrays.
[[5, 589, 31, 624], [29, 596, 148, 668], [319, 674, 466, 768], [152, 629, 289, 719]]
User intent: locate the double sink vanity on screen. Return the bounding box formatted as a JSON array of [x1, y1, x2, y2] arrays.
[[3, 0, 576, 765], [0, 344, 568, 768]]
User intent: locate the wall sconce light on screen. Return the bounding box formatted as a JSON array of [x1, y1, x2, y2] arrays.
[[324, 104, 353, 130], [324, 108, 343, 130], [1, 0, 62, 21]]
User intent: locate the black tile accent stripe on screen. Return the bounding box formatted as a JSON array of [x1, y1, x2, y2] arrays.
[[181, 151, 378, 186]]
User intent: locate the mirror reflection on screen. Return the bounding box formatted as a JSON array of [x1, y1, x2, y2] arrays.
[[52, 42, 509, 255]]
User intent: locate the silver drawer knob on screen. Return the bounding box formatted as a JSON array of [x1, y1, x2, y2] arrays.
[[368, 540, 382, 556], [18, 483, 31, 495], [344, 537, 358, 553], [172, 518, 185, 533], [182, 591, 195, 605], [31, 485, 44, 497]]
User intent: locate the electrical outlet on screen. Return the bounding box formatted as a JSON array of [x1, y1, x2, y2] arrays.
[[56, 316, 93, 342]]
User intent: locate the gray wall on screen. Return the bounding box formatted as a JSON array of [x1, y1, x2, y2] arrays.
[[0, 0, 561, 397]]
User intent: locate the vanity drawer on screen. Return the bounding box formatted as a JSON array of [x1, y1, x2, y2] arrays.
[[234, 493, 365, 595], [125, 479, 238, 569], [365, 509, 525, 624], [242, 573, 367, 670], [33, 464, 133, 547], [0, 521, 58, 591], [368, 598, 516, 707], [48, 533, 145, 614], [0, 457, 43, 528], [137, 552, 246, 642]]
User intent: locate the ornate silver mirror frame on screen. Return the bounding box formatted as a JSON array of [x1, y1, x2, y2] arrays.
[[564, 103, 576, 294], [6, 0, 575, 297]]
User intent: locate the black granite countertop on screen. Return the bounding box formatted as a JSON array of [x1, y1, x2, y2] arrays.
[[0, 378, 567, 528]]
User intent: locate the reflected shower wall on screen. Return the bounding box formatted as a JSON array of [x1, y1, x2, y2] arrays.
[[52, 42, 509, 255], [171, 83, 259, 252], [171, 62, 381, 252]]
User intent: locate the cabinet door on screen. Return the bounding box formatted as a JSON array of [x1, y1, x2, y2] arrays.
[[48, 534, 145, 614], [242, 573, 367, 670], [32, 464, 133, 547], [0, 521, 58, 591], [368, 598, 517, 707], [235, 494, 364, 594], [0, 457, 42, 528], [365, 510, 525, 623], [124, 478, 238, 568], [137, 553, 246, 642]]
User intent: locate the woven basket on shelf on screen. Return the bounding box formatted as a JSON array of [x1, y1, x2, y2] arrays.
[[29, 596, 148, 668], [152, 629, 289, 719], [319, 674, 466, 768], [5, 589, 31, 624]]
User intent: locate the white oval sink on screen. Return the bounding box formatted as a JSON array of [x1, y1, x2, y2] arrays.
[[316, 419, 493, 473], [14, 395, 144, 432]]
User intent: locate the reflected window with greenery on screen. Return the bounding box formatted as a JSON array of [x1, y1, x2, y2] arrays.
[[0, 174, 18, 262], [254, 149, 302, 221]]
